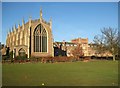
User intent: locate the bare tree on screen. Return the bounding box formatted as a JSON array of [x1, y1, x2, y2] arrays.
[[93, 34, 106, 57], [71, 44, 84, 60], [94, 27, 118, 61]]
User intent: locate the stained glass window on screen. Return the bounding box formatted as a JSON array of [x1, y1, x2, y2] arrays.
[[34, 24, 47, 52]]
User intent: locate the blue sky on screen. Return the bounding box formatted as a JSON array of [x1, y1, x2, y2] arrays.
[[2, 2, 118, 44]]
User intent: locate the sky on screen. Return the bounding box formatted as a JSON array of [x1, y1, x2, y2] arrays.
[[2, 2, 118, 44]]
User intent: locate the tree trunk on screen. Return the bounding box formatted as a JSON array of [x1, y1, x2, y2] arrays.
[[113, 55, 115, 61]]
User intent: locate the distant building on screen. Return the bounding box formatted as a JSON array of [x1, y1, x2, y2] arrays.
[[54, 38, 88, 57], [53, 39, 112, 57], [88, 43, 112, 57], [1, 43, 6, 56], [71, 38, 88, 56], [54, 41, 77, 57]]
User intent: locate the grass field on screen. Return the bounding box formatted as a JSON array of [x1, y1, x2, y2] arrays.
[[2, 60, 118, 86]]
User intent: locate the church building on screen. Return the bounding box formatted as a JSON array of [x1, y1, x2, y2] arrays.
[[6, 9, 54, 58], [6, 8, 110, 58]]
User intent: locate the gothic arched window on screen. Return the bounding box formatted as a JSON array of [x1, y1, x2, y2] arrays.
[[34, 24, 47, 52], [18, 48, 26, 56]]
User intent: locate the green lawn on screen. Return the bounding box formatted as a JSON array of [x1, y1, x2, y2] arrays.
[[2, 60, 118, 86]]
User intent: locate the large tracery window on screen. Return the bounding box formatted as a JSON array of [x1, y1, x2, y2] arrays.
[[34, 24, 47, 52]]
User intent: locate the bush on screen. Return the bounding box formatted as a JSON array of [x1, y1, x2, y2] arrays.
[[2, 51, 14, 61], [9, 51, 13, 59], [15, 54, 27, 60], [29, 56, 42, 62], [71, 44, 84, 59], [46, 56, 75, 62], [2, 55, 7, 60]]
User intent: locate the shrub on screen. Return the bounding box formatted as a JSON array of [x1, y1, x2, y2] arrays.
[[2, 55, 7, 60], [9, 51, 13, 59], [71, 44, 84, 59], [15, 54, 27, 60]]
